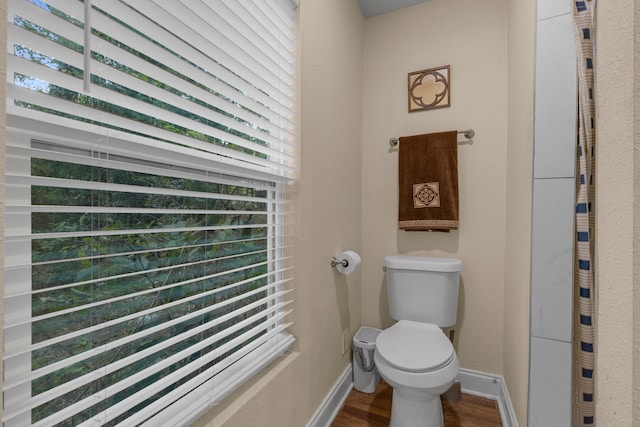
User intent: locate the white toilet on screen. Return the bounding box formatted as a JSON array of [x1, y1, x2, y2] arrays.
[[374, 255, 462, 427]]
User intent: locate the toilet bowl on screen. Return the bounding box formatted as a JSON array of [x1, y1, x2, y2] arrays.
[[374, 321, 459, 427]]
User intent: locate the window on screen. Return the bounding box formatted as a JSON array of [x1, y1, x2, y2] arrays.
[[3, 1, 296, 426]]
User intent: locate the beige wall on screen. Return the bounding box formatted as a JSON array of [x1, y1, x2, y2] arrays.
[[361, 0, 508, 375], [595, 0, 640, 424], [504, 0, 535, 424], [193, 0, 366, 425]]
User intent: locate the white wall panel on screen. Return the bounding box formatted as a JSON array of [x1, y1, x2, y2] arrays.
[[528, 337, 572, 427], [534, 14, 577, 179], [531, 178, 574, 342]]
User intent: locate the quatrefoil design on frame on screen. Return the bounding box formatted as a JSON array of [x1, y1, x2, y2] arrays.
[[408, 65, 451, 112]]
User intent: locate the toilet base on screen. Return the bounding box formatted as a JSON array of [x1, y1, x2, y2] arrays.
[[389, 388, 443, 427]]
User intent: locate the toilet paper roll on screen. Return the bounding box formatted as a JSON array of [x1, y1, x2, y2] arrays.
[[335, 251, 361, 275]]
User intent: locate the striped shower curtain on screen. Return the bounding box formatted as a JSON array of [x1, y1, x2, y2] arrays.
[[572, 0, 596, 426]]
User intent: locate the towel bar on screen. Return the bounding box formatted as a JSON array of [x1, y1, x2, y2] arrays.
[[389, 129, 475, 148]]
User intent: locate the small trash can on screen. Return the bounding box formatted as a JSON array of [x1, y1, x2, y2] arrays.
[[352, 326, 382, 393]]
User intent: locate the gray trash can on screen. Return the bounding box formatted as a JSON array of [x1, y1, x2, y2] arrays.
[[352, 326, 382, 393]]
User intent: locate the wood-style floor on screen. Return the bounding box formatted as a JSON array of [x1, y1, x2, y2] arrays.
[[331, 381, 502, 427]]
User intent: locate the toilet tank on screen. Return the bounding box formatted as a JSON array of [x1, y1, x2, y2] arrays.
[[384, 255, 462, 327]]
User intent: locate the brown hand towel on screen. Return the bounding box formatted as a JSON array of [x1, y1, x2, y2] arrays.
[[398, 131, 459, 231]]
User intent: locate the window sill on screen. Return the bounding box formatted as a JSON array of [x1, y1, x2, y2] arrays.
[[143, 332, 296, 426]]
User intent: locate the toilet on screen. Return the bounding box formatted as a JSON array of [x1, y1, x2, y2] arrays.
[[374, 255, 462, 427]]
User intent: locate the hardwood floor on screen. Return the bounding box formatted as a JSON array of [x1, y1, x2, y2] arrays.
[[331, 381, 502, 427]]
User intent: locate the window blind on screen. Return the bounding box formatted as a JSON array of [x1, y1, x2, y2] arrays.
[[3, 1, 296, 426]]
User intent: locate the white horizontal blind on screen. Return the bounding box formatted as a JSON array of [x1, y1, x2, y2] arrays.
[[7, 0, 296, 179], [3, 0, 296, 426]]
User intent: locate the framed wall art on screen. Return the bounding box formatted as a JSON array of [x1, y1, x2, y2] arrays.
[[408, 65, 450, 112]]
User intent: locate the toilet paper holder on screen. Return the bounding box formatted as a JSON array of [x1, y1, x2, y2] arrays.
[[331, 257, 349, 268], [331, 251, 361, 274]]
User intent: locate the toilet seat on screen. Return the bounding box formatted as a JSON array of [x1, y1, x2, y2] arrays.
[[376, 320, 454, 373]]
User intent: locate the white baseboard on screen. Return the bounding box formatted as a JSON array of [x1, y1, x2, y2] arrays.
[[457, 368, 518, 427], [306, 364, 518, 427], [305, 365, 353, 427]]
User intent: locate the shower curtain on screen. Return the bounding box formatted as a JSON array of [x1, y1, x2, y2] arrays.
[[572, 0, 596, 426]]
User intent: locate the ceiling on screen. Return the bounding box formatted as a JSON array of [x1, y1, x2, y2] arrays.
[[357, 0, 431, 18]]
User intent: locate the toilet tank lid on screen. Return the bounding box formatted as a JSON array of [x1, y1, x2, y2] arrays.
[[384, 256, 463, 272]]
